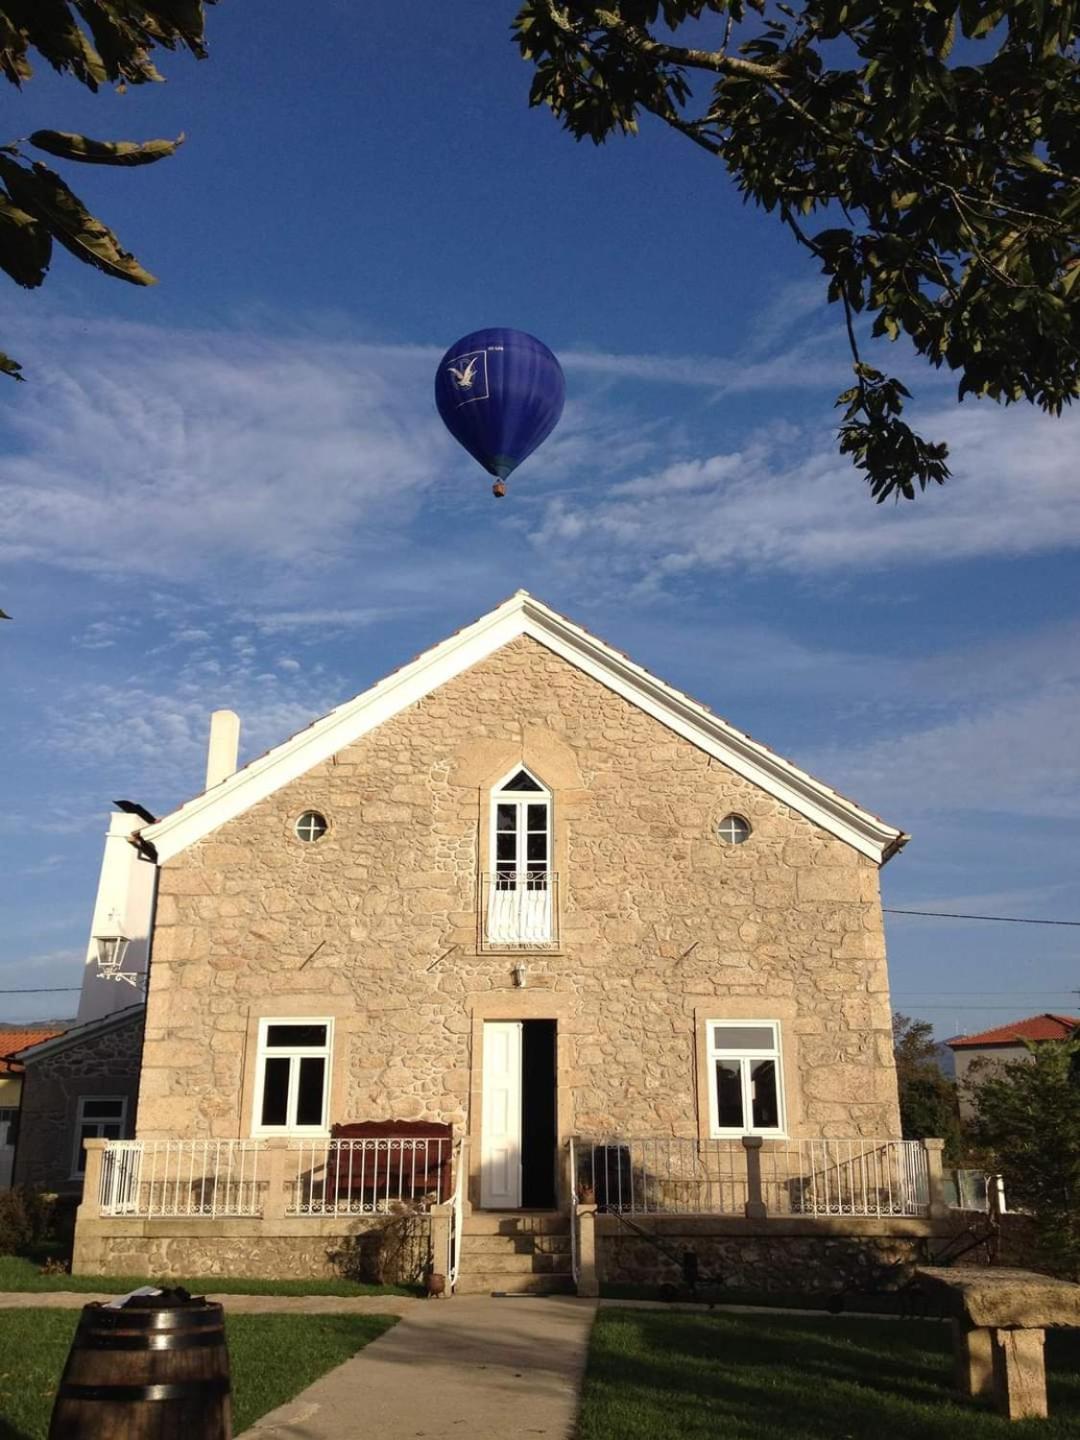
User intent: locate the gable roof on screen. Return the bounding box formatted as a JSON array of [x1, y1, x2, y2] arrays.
[[140, 591, 908, 866], [0, 1027, 66, 1075], [948, 1014, 1080, 1049], [12, 1005, 143, 1065]]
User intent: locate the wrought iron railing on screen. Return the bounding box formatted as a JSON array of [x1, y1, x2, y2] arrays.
[[286, 1136, 453, 1216], [480, 871, 559, 948], [571, 1136, 931, 1218], [98, 1140, 267, 1218]]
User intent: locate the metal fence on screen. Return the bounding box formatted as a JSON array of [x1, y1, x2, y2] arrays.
[[286, 1136, 453, 1216], [481, 871, 559, 948], [573, 1136, 749, 1214], [99, 1140, 267, 1218], [571, 1136, 929, 1218], [761, 1138, 928, 1217]]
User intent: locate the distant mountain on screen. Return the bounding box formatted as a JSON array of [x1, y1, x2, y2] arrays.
[[0, 1016, 76, 1030]]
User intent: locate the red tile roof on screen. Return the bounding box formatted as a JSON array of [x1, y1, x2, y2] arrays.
[[948, 1014, 1080, 1049], [0, 1027, 66, 1074]]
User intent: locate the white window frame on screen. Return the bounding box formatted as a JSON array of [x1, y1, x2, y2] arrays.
[[71, 1095, 128, 1179], [706, 1019, 786, 1138], [489, 766, 552, 881], [251, 1016, 334, 1137]]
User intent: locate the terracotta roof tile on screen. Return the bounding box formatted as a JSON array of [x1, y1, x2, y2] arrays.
[[947, 1014, 1080, 1049], [0, 1026, 66, 1074]]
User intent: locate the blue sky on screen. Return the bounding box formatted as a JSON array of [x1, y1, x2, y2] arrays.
[[1, 1, 1077, 1033]]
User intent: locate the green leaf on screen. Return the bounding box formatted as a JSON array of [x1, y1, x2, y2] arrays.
[[0, 347, 24, 381], [0, 156, 157, 286], [0, 192, 52, 287], [28, 131, 185, 166]]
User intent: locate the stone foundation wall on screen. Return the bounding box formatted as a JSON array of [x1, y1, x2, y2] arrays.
[[74, 1215, 432, 1285], [596, 1216, 952, 1295]]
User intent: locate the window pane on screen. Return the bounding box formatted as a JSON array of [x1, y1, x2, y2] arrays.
[[266, 1024, 327, 1049], [81, 1098, 124, 1119], [712, 1025, 775, 1052], [526, 804, 547, 831], [496, 804, 516, 832], [261, 1057, 291, 1126], [714, 1060, 744, 1128], [503, 770, 542, 791], [496, 833, 517, 862], [526, 832, 548, 864], [750, 1060, 779, 1129], [102, 1123, 123, 1141], [296, 1057, 326, 1127]]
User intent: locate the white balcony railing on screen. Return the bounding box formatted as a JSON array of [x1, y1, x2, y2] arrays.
[[99, 1140, 267, 1218], [572, 1136, 931, 1219], [481, 871, 559, 948], [287, 1136, 454, 1216]]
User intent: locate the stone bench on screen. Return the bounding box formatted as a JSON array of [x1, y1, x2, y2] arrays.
[[916, 1266, 1080, 1420]]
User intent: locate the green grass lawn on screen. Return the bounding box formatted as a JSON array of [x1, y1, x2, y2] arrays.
[[0, 1308, 397, 1439], [0, 1253, 419, 1296], [578, 1309, 1080, 1440]]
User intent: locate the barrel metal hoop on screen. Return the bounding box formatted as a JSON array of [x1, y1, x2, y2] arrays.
[[76, 1328, 226, 1351], [88, 1305, 223, 1331], [57, 1377, 232, 1403]]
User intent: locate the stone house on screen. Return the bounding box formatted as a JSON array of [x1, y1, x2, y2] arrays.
[[12, 1009, 144, 1197], [948, 1014, 1080, 1119], [0, 1027, 65, 1188], [73, 592, 954, 1293]]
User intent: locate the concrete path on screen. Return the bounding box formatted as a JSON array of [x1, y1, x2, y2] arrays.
[[239, 1295, 598, 1440]]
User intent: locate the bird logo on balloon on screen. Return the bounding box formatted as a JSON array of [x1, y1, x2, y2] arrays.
[[435, 328, 566, 498], [447, 357, 479, 391]]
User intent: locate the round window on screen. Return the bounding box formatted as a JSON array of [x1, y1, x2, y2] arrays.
[[294, 810, 328, 843], [717, 814, 751, 846]]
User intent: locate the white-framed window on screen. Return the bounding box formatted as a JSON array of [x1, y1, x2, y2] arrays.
[[717, 814, 752, 845], [251, 1018, 333, 1135], [71, 1096, 127, 1178], [487, 768, 553, 944], [706, 1021, 785, 1137], [294, 810, 328, 843]]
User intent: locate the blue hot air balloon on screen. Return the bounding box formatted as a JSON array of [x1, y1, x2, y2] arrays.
[[435, 328, 565, 497]]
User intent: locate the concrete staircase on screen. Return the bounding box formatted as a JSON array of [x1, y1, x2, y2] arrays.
[[454, 1212, 575, 1296]]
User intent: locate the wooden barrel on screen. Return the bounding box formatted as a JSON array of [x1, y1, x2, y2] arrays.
[[48, 1299, 232, 1439]]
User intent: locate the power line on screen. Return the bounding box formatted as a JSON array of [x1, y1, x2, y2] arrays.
[[884, 907, 1080, 927], [0, 986, 81, 994]]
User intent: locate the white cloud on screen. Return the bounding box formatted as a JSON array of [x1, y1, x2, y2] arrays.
[[533, 402, 1080, 579]]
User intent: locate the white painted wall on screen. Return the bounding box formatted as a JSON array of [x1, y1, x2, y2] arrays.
[[76, 814, 157, 1026]]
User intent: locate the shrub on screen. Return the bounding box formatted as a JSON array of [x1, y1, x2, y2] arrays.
[[0, 1187, 59, 1255]]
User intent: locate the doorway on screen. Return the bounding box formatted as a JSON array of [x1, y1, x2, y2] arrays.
[[480, 1019, 557, 1209]]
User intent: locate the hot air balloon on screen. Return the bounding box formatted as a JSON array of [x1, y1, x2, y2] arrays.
[[435, 328, 565, 497]]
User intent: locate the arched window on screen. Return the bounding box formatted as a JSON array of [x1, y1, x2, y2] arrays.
[[488, 768, 553, 944]]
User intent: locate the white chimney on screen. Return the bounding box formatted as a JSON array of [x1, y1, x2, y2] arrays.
[[205, 709, 240, 790]]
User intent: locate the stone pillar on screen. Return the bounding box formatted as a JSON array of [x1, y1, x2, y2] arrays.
[[430, 1202, 453, 1289], [262, 1137, 289, 1221], [71, 1139, 106, 1277], [952, 1322, 994, 1399], [742, 1135, 767, 1219], [992, 1329, 1048, 1420], [78, 1139, 107, 1221], [923, 1138, 948, 1218], [577, 1204, 599, 1298]]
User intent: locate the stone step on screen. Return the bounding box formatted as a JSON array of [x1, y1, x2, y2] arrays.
[[463, 1232, 571, 1256], [457, 1249, 572, 1274], [454, 1272, 576, 1297], [462, 1212, 570, 1237]]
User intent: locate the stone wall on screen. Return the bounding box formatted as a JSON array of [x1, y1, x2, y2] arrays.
[[73, 1215, 431, 1284], [595, 1216, 948, 1296], [139, 634, 900, 1158], [15, 1012, 143, 1194]]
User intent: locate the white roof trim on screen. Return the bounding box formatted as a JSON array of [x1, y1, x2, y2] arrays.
[[141, 592, 907, 865], [14, 1004, 144, 1064]]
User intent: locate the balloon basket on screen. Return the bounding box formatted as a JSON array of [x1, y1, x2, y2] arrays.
[[492, 480, 507, 498]]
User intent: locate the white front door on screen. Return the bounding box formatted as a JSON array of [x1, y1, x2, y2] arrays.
[[481, 1021, 523, 1208]]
